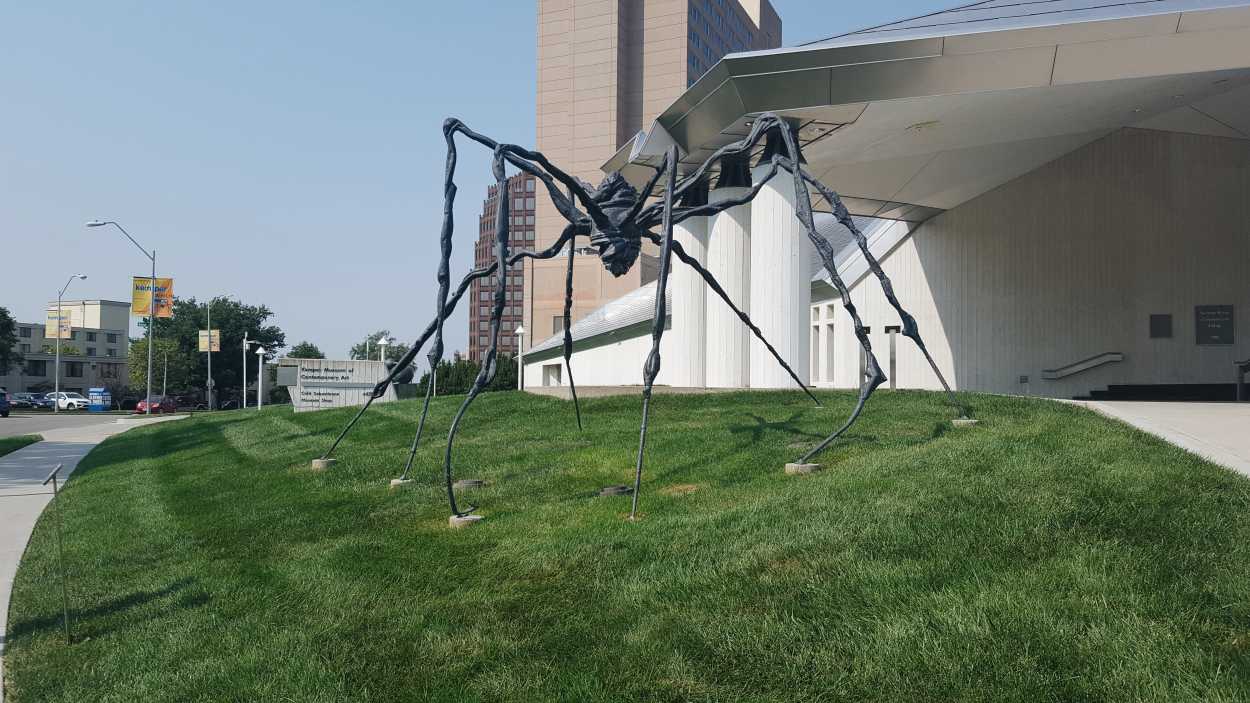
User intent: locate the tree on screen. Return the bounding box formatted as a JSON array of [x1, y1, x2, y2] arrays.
[[286, 341, 325, 359], [349, 330, 411, 364], [129, 338, 198, 395], [41, 343, 81, 355], [413, 353, 517, 396], [141, 296, 285, 401], [0, 307, 19, 374]]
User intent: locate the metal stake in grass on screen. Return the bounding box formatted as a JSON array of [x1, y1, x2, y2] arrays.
[[42, 464, 72, 645]]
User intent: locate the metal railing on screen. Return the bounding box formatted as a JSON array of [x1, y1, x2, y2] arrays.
[[1041, 352, 1125, 380]]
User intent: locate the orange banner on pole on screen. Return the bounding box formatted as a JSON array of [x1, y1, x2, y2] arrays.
[[132, 276, 173, 317]]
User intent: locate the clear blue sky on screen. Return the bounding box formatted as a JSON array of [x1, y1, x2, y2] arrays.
[[2, 0, 946, 358]]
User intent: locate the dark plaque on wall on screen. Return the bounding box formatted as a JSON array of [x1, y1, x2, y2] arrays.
[[1149, 314, 1173, 339], [1195, 305, 1234, 345]]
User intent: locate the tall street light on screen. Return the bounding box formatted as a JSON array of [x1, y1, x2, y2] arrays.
[[87, 220, 157, 415], [242, 333, 257, 409], [515, 325, 526, 390], [254, 346, 267, 409], [53, 274, 88, 413]]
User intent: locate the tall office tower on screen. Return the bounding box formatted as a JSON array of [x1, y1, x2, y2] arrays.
[[525, 0, 781, 347], [468, 172, 537, 362]]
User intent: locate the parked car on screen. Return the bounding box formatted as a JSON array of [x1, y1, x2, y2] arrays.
[[45, 392, 89, 410], [27, 394, 55, 410], [0, 388, 10, 418], [9, 392, 39, 409], [135, 396, 178, 414]]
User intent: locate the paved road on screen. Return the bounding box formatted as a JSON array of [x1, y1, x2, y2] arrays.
[[0, 412, 125, 439], [1077, 400, 1250, 477], [0, 414, 185, 702]]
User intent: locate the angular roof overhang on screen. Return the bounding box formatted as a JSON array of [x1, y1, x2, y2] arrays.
[[605, 0, 1250, 223]]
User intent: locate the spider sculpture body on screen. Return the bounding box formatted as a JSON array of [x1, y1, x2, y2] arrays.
[[319, 112, 964, 520]]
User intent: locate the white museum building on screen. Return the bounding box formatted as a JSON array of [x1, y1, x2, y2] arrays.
[[523, 0, 1250, 401]]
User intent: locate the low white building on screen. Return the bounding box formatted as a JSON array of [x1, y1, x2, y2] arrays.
[[524, 0, 1250, 401]]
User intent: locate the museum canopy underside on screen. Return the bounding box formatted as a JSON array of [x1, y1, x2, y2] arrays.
[[605, 0, 1250, 222]]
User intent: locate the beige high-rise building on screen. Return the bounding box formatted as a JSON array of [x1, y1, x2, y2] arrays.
[[525, 0, 781, 347]]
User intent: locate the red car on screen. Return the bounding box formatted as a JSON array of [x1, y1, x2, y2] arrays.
[[134, 396, 178, 414]]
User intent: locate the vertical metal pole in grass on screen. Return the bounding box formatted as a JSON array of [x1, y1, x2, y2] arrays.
[[41, 464, 71, 645]]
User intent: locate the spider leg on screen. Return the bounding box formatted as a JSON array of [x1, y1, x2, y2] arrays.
[[560, 219, 583, 430], [321, 227, 578, 463], [629, 147, 679, 520], [639, 231, 820, 406], [441, 147, 513, 517], [634, 116, 782, 226], [396, 228, 582, 478], [768, 121, 885, 464], [799, 170, 967, 419]]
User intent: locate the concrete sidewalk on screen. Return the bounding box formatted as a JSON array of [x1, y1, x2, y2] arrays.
[[0, 415, 185, 702], [1076, 401, 1250, 477]]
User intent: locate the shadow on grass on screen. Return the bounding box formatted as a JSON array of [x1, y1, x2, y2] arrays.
[[9, 577, 206, 642], [727, 412, 826, 445]]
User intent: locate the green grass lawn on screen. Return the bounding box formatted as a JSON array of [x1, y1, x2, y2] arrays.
[[7, 390, 1250, 702], [0, 435, 41, 458]]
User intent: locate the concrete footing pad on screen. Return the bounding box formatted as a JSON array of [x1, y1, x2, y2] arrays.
[[389, 478, 413, 490], [599, 485, 633, 496], [785, 463, 821, 475], [454, 479, 484, 489], [952, 418, 980, 427], [449, 514, 484, 528], [310, 458, 335, 471]]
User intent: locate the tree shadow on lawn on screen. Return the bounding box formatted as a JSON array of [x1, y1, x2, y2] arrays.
[[9, 576, 207, 643]]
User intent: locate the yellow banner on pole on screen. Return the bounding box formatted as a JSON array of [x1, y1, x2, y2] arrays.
[[198, 330, 221, 352], [44, 309, 72, 339], [132, 277, 174, 317]]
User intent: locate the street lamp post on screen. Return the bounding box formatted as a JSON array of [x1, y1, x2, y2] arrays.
[[515, 325, 526, 390], [242, 333, 251, 408], [53, 274, 88, 413], [87, 220, 157, 415], [255, 346, 267, 409], [205, 299, 213, 410]]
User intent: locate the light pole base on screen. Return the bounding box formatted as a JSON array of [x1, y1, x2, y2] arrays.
[[952, 417, 979, 427], [311, 458, 335, 471], [389, 478, 414, 490]]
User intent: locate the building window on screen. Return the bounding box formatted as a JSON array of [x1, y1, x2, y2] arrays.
[[107, 333, 118, 343], [552, 316, 565, 333], [19, 327, 31, 338], [87, 347, 97, 357], [86, 332, 97, 342], [20, 343, 30, 354], [69, 330, 78, 340], [478, 336, 488, 346], [65, 362, 84, 378], [525, 179, 535, 192], [107, 348, 117, 357], [525, 197, 535, 209], [26, 360, 47, 376]]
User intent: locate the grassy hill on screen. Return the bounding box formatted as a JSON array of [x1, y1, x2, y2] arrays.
[[7, 390, 1250, 702]]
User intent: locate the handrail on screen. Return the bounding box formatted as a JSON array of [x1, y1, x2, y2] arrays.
[[1041, 352, 1124, 380]]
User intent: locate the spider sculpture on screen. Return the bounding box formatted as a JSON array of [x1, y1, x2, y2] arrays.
[[319, 112, 964, 521]]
